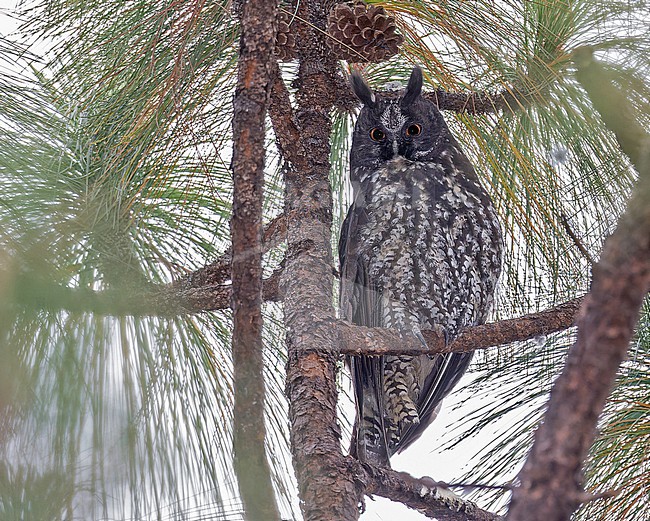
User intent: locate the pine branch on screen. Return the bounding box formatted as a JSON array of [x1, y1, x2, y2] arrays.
[[10, 268, 581, 360], [8, 267, 282, 315], [336, 84, 539, 115], [364, 466, 503, 521], [507, 48, 650, 521], [338, 297, 583, 356], [425, 87, 534, 114]]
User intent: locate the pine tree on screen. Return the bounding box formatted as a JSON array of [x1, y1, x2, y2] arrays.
[[0, 1, 648, 520]]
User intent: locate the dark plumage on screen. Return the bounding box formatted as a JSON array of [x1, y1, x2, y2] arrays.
[[339, 67, 502, 466]]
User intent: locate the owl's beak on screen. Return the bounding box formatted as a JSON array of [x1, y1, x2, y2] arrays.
[[392, 139, 399, 157], [392, 137, 411, 159]]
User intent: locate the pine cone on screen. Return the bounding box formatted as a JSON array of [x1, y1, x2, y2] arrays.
[[326, 1, 404, 63], [275, 11, 298, 61]]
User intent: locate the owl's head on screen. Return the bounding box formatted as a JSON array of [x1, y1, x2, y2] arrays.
[[349, 67, 456, 179]]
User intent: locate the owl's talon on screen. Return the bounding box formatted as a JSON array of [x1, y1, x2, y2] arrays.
[[430, 324, 451, 346], [413, 328, 428, 348]]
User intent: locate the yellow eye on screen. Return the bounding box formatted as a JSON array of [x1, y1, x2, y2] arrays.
[[406, 124, 422, 137], [369, 127, 385, 141]]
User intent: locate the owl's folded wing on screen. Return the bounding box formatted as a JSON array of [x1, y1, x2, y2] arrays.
[[338, 200, 382, 328], [339, 202, 392, 463]]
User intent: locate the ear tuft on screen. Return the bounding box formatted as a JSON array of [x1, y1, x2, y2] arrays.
[[350, 71, 376, 107], [401, 66, 423, 107]]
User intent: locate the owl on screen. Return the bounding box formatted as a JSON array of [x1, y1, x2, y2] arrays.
[[339, 67, 502, 466]]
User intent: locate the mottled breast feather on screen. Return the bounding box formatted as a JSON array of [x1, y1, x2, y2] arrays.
[[340, 67, 503, 466]]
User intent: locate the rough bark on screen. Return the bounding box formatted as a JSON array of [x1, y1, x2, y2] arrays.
[[230, 0, 280, 518], [507, 49, 650, 521], [280, 1, 364, 518], [282, 67, 363, 521]]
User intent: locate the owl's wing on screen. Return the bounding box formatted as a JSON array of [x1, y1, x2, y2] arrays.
[[339, 202, 390, 464], [338, 201, 382, 327]]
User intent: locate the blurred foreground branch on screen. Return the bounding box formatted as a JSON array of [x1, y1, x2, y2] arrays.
[[229, 0, 280, 517], [507, 48, 650, 521]]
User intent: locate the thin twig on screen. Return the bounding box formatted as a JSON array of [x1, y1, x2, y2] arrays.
[[560, 212, 596, 265], [177, 212, 286, 290], [445, 482, 514, 492]]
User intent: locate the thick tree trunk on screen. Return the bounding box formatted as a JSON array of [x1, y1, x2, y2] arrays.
[[266, 2, 365, 518], [281, 30, 363, 518]]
